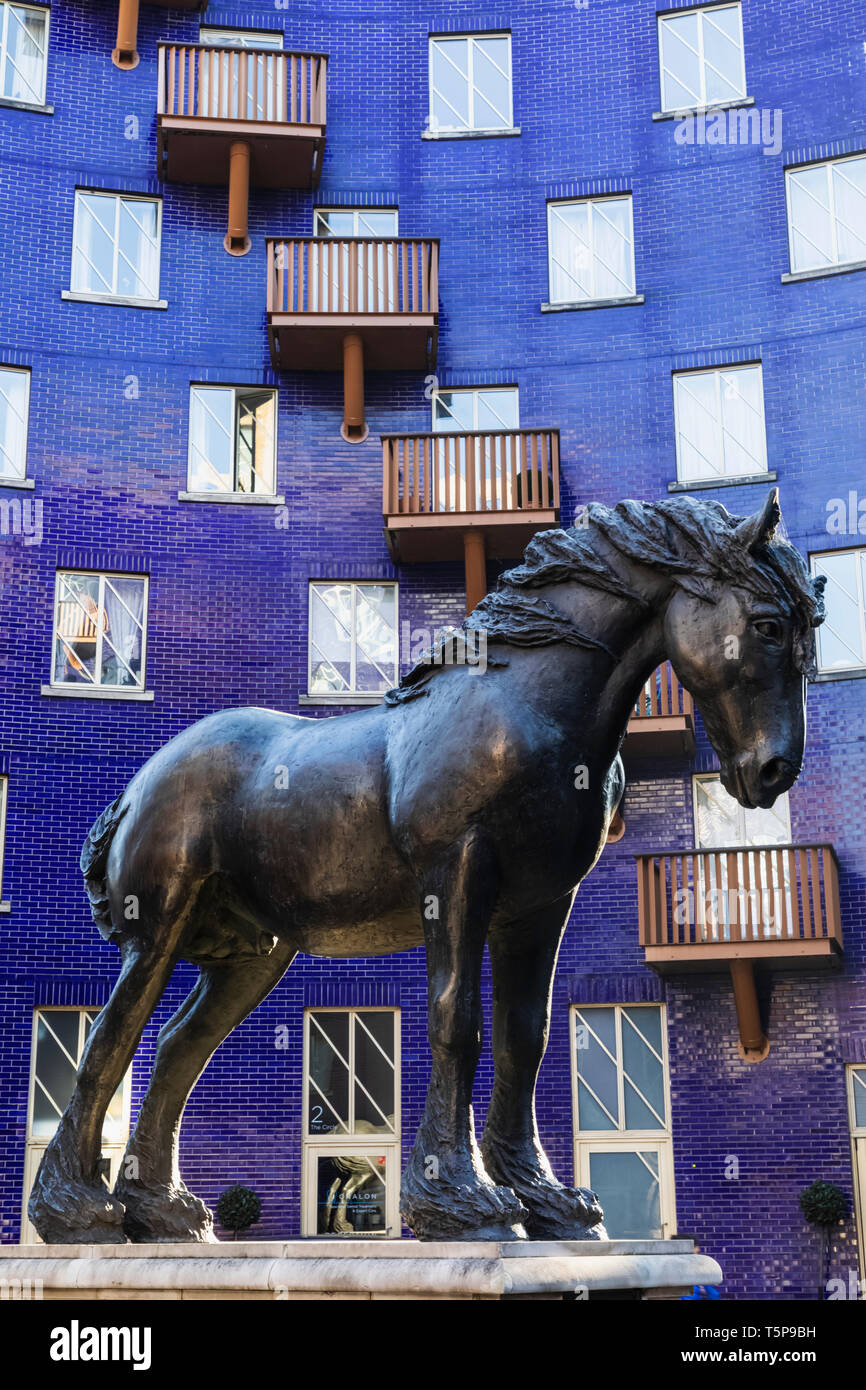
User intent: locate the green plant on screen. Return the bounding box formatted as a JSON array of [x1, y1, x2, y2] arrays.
[[799, 1181, 848, 1299], [216, 1184, 262, 1240]]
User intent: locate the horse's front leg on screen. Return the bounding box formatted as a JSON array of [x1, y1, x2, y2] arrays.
[[400, 828, 527, 1241], [481, 896, 607, 1240]]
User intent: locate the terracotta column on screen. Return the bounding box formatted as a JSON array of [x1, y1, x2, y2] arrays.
[[224, 142, 252, 257], [341, 333, 368, 442], [730, 959, 769, 1060], [463, 531, 487, 615], [112, 0, 140, 70]]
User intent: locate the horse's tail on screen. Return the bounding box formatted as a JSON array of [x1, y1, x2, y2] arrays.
[[80, 795, 129, 938]]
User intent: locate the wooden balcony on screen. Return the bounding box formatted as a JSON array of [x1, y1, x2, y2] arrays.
[[623, 664, 695, 758], [158, 47, 327, 253], [636, 844, 843, 1061]]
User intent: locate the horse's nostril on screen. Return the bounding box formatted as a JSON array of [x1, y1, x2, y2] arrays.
[[760, 757, 791, 791]]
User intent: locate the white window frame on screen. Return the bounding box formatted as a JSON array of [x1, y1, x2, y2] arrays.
[[0, 1, 49, 108], [693, 772, 791, 847], [657, 2, 747, 114], [785, 155, 866, 276], [313, 208, 398, 238], [199, 27, 283, 50], [0, 774, 8, 903], [70, 190, 162, 305], [811, 548, 866, 674], [302, 1007, 401, 1238], [307, 581, 399, 699], [51, 570, 149, 692], [571, 1004, 676, 1240], [431, 384, 519, 433], [428, 31, 513, 135], [187, 384, 278, 496], [672, 362, 768, 484], [0, 364, 31, 481], [547, 195, 637, 305], [848, 1065, 866, 1291], [22, 1007, 132, 1243]]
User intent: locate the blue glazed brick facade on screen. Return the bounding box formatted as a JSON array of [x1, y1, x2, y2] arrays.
[[0, 0, 864, 1298]]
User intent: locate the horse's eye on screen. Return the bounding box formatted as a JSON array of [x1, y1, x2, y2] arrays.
[[754, 618, 783, 642]]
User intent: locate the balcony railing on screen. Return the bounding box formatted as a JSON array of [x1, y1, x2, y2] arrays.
[[636, 843, 842, 968], [384, 429, 560, 517], [158, 45, 327, 128], [623, 662, 695, 758]]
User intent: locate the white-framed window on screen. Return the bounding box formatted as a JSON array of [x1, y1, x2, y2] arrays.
[[547, 196, 636, 305], [571, 1004, 676, 1240], [22, 1008, 131, 1243], [0, 2, 49, 107], [70, 191, 161, 304], [0, 364, 30, 481], [673, 363, 767, 484], [430, 386, 521, 511], [693, 773, 792, 942], [303, 1008, 400, 1237], [308, 582, 398, 698], [848, 1065, 866, 1289], [428, 32, 513, 134], [811, 549, 866, 674], [432, 385, 519, 434], [314, 208, 398, 238], [785, 156, 866, 276], [188, 386, 276, 495], [657, 3, 746, 114], [51, 571, 148, 691], [0, 774, 8, 902], [199, 27, 283, 50]]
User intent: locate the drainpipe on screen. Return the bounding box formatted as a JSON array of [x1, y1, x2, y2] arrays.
[[730, 959, 769, 1062], [224, 141, 252, 257], [112, 0, 140, 70], [463, 531, 487, 615], [341, 333, 368, 443]]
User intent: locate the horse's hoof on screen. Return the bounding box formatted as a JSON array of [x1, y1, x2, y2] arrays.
[[28, 1166, 127, 1245], [521, 1184, 608, 1241], [117, 1180, 216, 1244], [401, 1160, 529, 1242]]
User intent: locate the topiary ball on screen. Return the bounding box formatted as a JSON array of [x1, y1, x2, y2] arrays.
[[216, 1184, 262, 1234], [798, 1180, 848, 1228]]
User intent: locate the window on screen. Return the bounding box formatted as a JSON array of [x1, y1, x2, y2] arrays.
[[811, 549, 866, 673], [0, 774, 7, 902], [0, 365, 30, 481], [0, 2, 48, 107], [430, 385, 521, 511], [786, 156, 866, 275], [314, 208, 398, 238], [51, 571, 148, 691], [429, 32, 512, 134], [673, 364, 767, 484], [547, 197, 636, 305], [198, 27, 284, 120], [432, 385, 518, 434], [70, 191, 161, 303], [848, 1066, 866, 1288], [693, 774, 792, 942], [188, 386, 276, 495], [657, 3, 746, 113], [308, 582, 398, 698], [571, 1004, 675, 1240], [694, 774, 790, 849], [303, 1009, 400, 1236], [22, 1008, 131, 1242], [199, 27, 283, 50]]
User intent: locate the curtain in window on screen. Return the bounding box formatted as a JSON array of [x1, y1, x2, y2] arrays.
[[101, 578, 145, 687], [116, 199, 159, 300], [591, 199, 633, 299], [0, 369, 27, 478], [2, 5, 46, 104]]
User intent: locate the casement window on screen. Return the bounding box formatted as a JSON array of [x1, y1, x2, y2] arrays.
[[198, 27, 284, 120], [51, 571, 148, 691], [70, 191, 161, 304], [314, 208, 398, 238], [428, 32, 513, 134], [0, 2, 49, 107], [0, 774, 7, 903], [657, 3, 746, 114], [302, 1008, 400, 1237], [694, 774, 791, 849], [811, 549, 866, 674], [188, 386, 276, 495], [571, 1004, 676, 1240], [673, 364, 767, 484], [786, 156, 866, 276], [309, 209, 400, 312], [308, 582, 398, 698], [431, 385, 520, 511], [547, 196, 636, 305], [692, 774, 792, 942], [848, 1066, 866, 1288], [200, 27, 283, 49], [432, 385, 519, 434], [0, 365, 30, 481], [22, 1008, 131, 1242]]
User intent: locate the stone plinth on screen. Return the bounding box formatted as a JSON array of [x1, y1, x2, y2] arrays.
[[0, 1238, 721, 1301]]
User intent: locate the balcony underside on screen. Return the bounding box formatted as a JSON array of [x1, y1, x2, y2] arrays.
[[268, 316, 438, 372], [384, 511, 559, 563], [158, 118, 325, 188], [644, 937, 842, 973], [623, 714, 696, 759]]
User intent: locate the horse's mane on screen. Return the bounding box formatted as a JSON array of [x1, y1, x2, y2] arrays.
[[385, 495, 826, 704]]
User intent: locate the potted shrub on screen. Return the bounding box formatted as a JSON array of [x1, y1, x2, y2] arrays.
[[798, 1180, 848, 1299], [216, 1184, 262, 1241]]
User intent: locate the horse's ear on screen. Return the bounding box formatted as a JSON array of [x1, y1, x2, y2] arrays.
[[735, 487, 781, 552]]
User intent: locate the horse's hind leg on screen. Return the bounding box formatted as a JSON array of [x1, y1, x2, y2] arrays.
[[481, 896, 606, 1240], [116, 940, 297, 1242], [27, 932, 184, 1244]]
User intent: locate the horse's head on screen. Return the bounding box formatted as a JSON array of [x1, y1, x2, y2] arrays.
[[664, 489, 825, 810]]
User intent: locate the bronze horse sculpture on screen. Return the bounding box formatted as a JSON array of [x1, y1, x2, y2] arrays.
[[29, 490, 825, 1244]]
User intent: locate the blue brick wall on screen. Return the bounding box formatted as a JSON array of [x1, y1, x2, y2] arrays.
[[0, 0, 864, 1298]]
